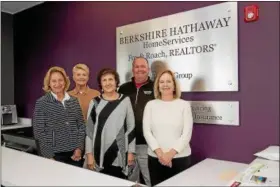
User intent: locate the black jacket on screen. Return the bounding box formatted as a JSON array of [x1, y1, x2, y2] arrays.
[[118, 77, 154, 145], [32, 92, 86, 158]]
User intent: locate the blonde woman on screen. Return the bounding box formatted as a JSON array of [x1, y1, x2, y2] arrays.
[[143, 69, 193, 186], [32, 66, 86, 167], [68, 63, 100, 121]]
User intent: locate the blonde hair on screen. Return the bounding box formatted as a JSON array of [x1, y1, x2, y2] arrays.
[[43, 66, 70, 92], [72, 63, 90, 75], [154, 69, 181, 99]]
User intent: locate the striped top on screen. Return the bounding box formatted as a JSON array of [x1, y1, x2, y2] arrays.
[[32, 92, 86, 158], [85, 94, 135, 175]]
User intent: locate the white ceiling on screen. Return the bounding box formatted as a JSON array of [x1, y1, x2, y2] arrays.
[[1, 1, 44, 14]]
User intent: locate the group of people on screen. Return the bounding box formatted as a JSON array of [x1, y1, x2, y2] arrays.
[[32, 57, 194, 186]]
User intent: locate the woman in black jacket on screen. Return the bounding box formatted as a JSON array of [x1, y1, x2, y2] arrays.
[[32, 66, 86, 167]]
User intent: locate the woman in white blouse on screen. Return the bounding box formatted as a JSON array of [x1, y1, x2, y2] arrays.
[[143, 69, 193, 186]]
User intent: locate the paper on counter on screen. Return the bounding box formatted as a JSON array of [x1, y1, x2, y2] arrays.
[[254, 146, 279, 161]]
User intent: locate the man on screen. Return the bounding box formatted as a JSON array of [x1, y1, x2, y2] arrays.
[[68, 63, 100, 121], [118, 57, 154, 187]]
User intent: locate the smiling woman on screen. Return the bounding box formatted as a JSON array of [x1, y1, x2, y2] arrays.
[[97, 68, 120, 93], [85, 68, 136, 180], [43, 66, 70, 94], [143, 69, 193, 186], [68, 64, 100, 121], [32, 66, 86, 168]]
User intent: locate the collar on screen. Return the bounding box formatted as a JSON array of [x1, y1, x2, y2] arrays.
[[132, 77, 152, 88], [132, 77, 151, 85], [51, 91, 70, 101], [73, 86, 90, 95], [100, 93, 123, 101]]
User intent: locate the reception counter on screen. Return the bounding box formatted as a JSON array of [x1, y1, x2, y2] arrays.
[[1, 147, 136, 186], [5, 145, 275, 187], [156, 158, 248, 186]]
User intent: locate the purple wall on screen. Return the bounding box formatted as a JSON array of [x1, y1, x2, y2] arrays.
[[14, 2, 279, 164]]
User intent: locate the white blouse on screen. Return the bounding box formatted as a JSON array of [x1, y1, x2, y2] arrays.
[[143, 99, 193, 158]]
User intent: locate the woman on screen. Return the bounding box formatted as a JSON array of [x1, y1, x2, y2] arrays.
[[68, 63, 100, 121], [85, 68, 135, 179], [32, 66, 86, 167], [143, 69, 193, 186]]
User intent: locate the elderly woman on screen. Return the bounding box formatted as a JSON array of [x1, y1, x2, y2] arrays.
[[68, 63, 100, 121], [85, 68, 135, 179], [32, 66, 86, 167], [143, 69, 193, 186]]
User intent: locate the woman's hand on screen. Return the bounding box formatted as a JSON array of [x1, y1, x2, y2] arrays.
[[155, 148, 163, 158], [155, 148, 169, 166], [155, 148, 177, 167], [87, 153, 95, 170], [160, 154, 172, 167], [71, 148, 82, 161], [128, 153, 135, 166], [162, 149, 177, 167]]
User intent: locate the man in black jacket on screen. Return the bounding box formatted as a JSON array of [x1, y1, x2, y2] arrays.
[[119, 57, 154, 186]]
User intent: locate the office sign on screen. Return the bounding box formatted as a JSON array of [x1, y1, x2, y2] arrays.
[[116, 2, 238, 92], [189, 101, 239, 126]]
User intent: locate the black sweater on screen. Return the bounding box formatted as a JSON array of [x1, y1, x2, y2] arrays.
[[118, 77, 154, 145]]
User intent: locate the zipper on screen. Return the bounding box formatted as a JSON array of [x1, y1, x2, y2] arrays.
[[134, 81, 150, 106], [135, 88, 139, 105], [52, 130, 55, 147]]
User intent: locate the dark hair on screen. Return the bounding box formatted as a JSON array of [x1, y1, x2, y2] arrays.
[[97, 68, 120, 90]]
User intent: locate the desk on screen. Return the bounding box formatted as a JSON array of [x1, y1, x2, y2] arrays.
[[228, 157, 279, 186], [1, 118, 32, 131], [1, 147, 136, 186], [1, 118, 35, 151], [1, 123, 32, 130], [156, 158, 248, 186]]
